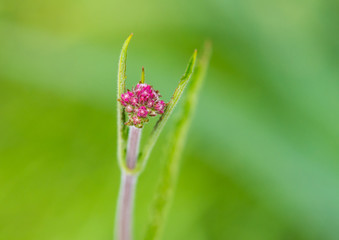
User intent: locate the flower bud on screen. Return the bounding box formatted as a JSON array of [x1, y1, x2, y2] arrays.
[[125, 105, 133, 113]]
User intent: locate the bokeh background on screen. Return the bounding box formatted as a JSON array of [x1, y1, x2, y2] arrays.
[[1, 0, 339, 239]]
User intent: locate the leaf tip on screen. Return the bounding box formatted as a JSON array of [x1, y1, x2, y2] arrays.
[[192, 49, 198, 63], [123, 33, 134, 47], [193, 49, 198, 58]]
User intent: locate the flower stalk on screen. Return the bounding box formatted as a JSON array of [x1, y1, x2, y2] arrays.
[[115, 126, 141, 240], [115, 172, 137, 240], [126, 127, 142, 169]]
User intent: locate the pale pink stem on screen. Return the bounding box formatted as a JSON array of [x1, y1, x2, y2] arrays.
[[115, 126, 141, 240], [126, 126, 141, 169]]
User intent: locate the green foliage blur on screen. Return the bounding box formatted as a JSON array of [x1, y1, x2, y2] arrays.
[[0, 0, 338, 239]]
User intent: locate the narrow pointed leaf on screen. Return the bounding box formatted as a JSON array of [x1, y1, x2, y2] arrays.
[[144, 42, 212, 240], [136, 49, 197, 172], [117, 33, 133, 169]]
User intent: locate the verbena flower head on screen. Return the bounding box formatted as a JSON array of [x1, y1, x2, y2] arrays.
[[118, 83, 166, 128]]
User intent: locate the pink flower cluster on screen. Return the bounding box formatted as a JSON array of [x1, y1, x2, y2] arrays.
[[118, 83, 166, 128]]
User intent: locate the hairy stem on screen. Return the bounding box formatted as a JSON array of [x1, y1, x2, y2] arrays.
[[115, 126, 141, 240]]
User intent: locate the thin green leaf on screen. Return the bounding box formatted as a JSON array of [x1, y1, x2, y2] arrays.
[[144, 42, 212, 240], [117, 33, 133, 169], [135, 49, 198, 173]]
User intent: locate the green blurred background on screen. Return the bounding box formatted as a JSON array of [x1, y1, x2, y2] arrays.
[[1, 0, 339, 239]]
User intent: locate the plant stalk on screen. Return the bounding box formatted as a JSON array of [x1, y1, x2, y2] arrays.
[[115, 126, 141, 240]]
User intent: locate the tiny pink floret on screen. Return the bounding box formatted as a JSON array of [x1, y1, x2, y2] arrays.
[[137, 106, 148, 118], [130, 97, 138, 106], [132, 116, 141, 125], [125, 105, 133, 113], [154, 100, 166, 113], [121, 92, 133, 103]]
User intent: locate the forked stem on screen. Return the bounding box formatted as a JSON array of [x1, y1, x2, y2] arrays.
[[115, 126, 141, 240]]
